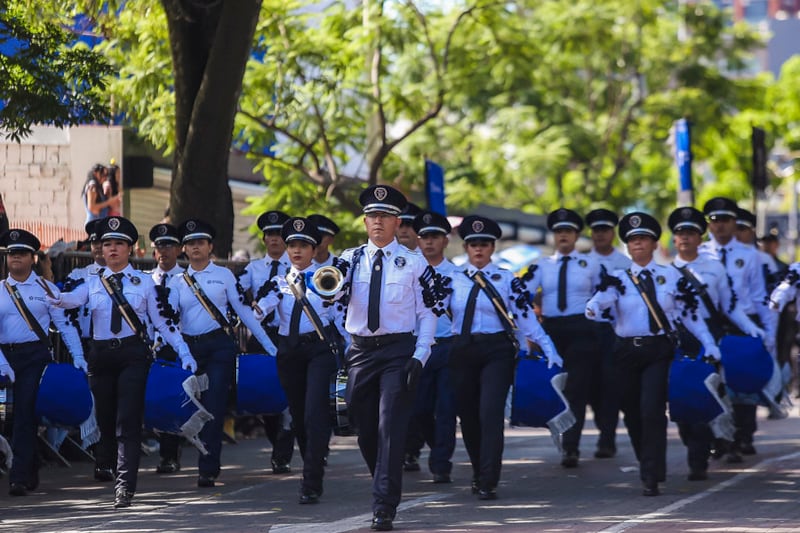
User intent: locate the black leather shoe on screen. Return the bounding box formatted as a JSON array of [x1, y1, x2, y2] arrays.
[[94, 467, 114, 482], [197, 475, 216, 488], [432, 473, 451, 484], [272, 462, 291, 475], [298, 490, 320, 504], [9, 483, 27, 496], [688, 469, 708, 481], [739, 442, 756, 455], [26, 469, 39, 491], [403, 454, 420, 472], [113, 489, 134, 508], [478, 488, 497, 500], [156, 459, 180, 474], [642, 479, 660, 497], [594, 447, 616, 459], [371, 510, 393, 531], [561, 451, 579, 468]]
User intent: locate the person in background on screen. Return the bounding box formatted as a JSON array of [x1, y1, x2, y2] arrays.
[[396, 202, 422, 251], [83, 164, 120, 224], [308, 214, 340, 268], [104, 161, 123, 217]]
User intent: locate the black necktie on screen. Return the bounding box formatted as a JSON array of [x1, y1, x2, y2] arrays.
[[719, 247, 727, 267], [639, 270, 660, 334], [287, 276, 304, 345], [109, 273, 125, 334], [160, 272, 169, 287], [557, 256, 571, 312], [367, 250, 383, 332], [460, 276, 481, 337]]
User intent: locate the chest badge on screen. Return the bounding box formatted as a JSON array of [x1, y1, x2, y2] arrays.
[[130, 276, 141, 285], [578, 259, 587, 268], [656, 275, 666, 285], [735, 258, 744, 268], [491, 273, 501, 281], [394, 256, 406, 268]]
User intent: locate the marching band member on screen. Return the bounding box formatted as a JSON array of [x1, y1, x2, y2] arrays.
[[403, 211, 458, 483], [668, 207, 764, 481], [239, 210, 295, 474], [0, 229, 85, 496], [147, 223, 185, 474], [396, 202, 422, 252], [445, 215, 562, 500], [167, 219, 278, 488], [586, 212, 720, 496], [337, 185, 437, 531], [525, 208, 601, 468], [585, 208, 630, 459], [308, 214, 340, 268], [701, 197, 774, 461], [50, 216, 198, 508], [256, 217, 340, 504]]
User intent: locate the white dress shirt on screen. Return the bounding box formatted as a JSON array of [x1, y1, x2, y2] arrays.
[[239, 252, 291, 329], [587, 248, 632, 274], [528, 251, 602, 317]]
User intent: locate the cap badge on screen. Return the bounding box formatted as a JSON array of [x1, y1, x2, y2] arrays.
[[293, 219, 305, 232], [472, 220, 484, 233], [8, 230, 18, 241], [681, 208, 692, 219], [268, 213, 278, 223], [557, 209, 567, 220], [109, 218, 120, 230], [374, 187, 387, 201], [157, 225, 167, 236], [713, 198, 725, 208], [630, 215, 641, 228], [186, 220, 196, 231], [423, 214, 432, 224]]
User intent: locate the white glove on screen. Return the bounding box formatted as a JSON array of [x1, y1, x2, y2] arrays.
[[252, 302, 265, 321], [72, 355, 88, 373], [585, 303, 599, 319], [703, 344, 722, 362], [744, 324, 765, 339], [0, 362, 15, 383], [180, 354, 198, 373]]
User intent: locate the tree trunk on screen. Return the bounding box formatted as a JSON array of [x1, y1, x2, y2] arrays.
[[162, 0, 262, 258]]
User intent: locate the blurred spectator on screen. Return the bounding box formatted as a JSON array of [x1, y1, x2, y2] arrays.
[[104, 160, 123, 217], [0, 193, 8, 235], [231, 249, 250, 263], [82, 163, 120, 223]]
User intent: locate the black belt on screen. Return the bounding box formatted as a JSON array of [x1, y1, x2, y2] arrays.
[[351, 332, 413, 349], [460, 332, 508, 344], [0, 340, 45, 352], [435, 336, 454, 344], [617, 334, 669, 348], [92, 336, 141, 350], [543, 314, 586, 323], [293, 326, 337, 346], [183, 328, 227, 344]]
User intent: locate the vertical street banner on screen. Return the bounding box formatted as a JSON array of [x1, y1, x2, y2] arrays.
[[751, 126, 768, 194], [425, 159, 447, 216], [673, 118, 693, 207]]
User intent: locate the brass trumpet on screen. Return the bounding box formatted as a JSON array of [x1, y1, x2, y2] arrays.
[[309, 266, 344, 298]]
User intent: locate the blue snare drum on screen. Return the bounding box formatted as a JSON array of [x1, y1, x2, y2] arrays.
[[720, 335, 772, 394], [236, 353, 288, 416], [35, 363, 93, 428]]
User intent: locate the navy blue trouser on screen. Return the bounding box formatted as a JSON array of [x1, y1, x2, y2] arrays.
[[4, 342, 50, 487], [543, 315, 599, 455], [89, 339, 151, 494], [277, 336, 337, 494], [615, 336, 672, 483], [450, 333, 515, 491], [407, 338, 456, 475], [346, 335, 416, 518], [186, 331, 236, 479], [678, 421, 713, 472], [590, 321, 621, 451]]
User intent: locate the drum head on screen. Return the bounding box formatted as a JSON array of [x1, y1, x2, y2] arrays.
[[236, 354, 288, 416], [35, 363, 93, 428]]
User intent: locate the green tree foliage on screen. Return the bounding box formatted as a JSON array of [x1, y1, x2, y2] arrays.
[[0, 1, 112, 141]]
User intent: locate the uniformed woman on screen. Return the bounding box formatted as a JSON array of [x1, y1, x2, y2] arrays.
[[445, 215, 562, 500], [0, 229, 85, 497], [167, 219, 278, 488], [256, 217, 341, 504], [52, 216, 198, 508], [586, 212, 720, 496]]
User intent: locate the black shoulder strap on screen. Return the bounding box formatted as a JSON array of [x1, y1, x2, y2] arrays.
[[98, 270, 152, 346], [466, 270, 520, 350], [625, 269, 676, 338], [182, 271, 234, 337], [4, 282, 51, 348]]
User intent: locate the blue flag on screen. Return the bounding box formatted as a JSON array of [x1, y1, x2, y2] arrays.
[[673, 118, 693, 205], [425, 159, 446, 216]]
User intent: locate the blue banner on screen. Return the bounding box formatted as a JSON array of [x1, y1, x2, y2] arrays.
[[425, 159, 447, 216], [674, 118, 693, 205]]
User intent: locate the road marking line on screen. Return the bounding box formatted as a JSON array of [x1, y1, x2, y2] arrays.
[[600, 450, 800, 533], [269, 493, 452, 533]]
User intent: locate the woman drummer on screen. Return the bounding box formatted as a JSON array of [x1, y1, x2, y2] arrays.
[[255, 217, 342, 504], [52, 216, 198, 508], [444, 215, 562, 500], [585, 212, 720, 497], [167, 219, 278, 488]]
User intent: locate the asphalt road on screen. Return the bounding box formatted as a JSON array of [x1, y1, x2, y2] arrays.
[[2, 406, 800, 532]]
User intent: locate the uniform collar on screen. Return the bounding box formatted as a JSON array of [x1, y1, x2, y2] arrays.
[[265, 252, 290, 267], [6, 271, 37, 286], [289, 265, 313, 280], [466, 262, 496, 278], [188, 262, 215, 276], [630, 260, 657, 276], [554, 250, 577, 261], [155, 265, 183, 276], [102, 265, 135, 278], [367, 239, 399, 259]]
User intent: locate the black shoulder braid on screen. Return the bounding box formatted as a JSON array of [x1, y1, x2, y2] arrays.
[[61, 277, 86, 334], [332, 257, 350, 278], [675, 276, 700, 321], [419, 265, 452, 316], [783, 267, 800, 288], [255, 279, 280, 302], [234, 268, 251, 304], [597, 271, 625, 294], [154, 283, 180, 332], [337, 246, 365, 308], [725, 273, 738, 314], [509, 275, 535, 319]]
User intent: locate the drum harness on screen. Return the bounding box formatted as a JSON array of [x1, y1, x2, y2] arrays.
[[464, 270, 520, 352], [4, 280, 52, 350], [99, 269, 154, 351], [182, 271, 237, 342], [285, 273, 340, 360], [625, 269, 679, 349]]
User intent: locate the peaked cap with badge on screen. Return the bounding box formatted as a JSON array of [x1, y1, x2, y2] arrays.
[[149, 223, 181, 246], [585, 208, 619, 229], [0, 229, 41, 252], [547, 208, 583, 232], [667, 207, 707, 234], [413, 210, 452, 236], [398, 202, 423, 223], [735, 207, 757, 229], [702, 197, 738, 220], [359, 185, 407, 216], [281, 217, 320, 246], [618, 212, 661, 243], [458, 215, 502, 241], [179, 219, 216, 243], [85, 219, 102, 242], [257, 210, 290, 233], [97, 216, 138, 244], [306, 214, 340, 236]]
